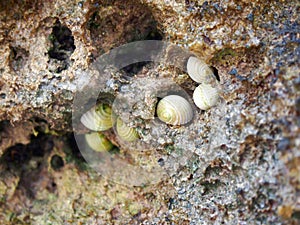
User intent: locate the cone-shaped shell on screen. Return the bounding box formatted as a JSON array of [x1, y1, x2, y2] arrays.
[[80, 103, 113, 131], [116, 117, 139, 142], [187, 56, 215, 83], [156, 95, 193, 125], [85, 132, 114, 152], [193, 84, 219, 110]]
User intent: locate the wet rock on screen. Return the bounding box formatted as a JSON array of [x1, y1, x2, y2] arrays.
[[0, 0, 299, 224]]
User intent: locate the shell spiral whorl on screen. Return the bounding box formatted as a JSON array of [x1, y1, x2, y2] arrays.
[[85, 132, 114, 152], [80, 103, 113, 131], [187, 56, 216, 84], [156, 95, 193, 125], [116, 117, 139, 142]]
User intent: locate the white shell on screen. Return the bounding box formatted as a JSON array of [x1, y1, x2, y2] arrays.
[[80, 103, 113, 131], [85, 132, 113, 152], [116, 117, 139, 142], [193, 84, 219, 110], [187, 56, 215, 83], [157, 95, 193, 125]]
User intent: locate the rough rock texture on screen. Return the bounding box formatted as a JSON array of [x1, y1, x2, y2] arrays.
[[0, 0, 299, 224]]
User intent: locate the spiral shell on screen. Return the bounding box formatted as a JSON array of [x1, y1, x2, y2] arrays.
[[187, 56, 215, 84], [85, 132, 114, 152], [193, 83, 219, 110], [116, 117, 139, 142], [156, 95, 193, 125], [80, 103, 113, 131]]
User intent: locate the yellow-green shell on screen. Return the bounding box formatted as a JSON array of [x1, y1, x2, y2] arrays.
[[156, 95, 193, 125], [85, 132, 114, 152], [116, 117, 139, 142], [80, 103, 113, 131]]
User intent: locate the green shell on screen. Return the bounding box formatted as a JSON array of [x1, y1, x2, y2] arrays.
[[84, 132, 114, 152], [80, 103, 113, 131], [116, 117, 139, 142]]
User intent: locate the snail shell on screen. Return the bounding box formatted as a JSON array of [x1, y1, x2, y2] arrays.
[[80, 103, 113, 131], [193, 83, 219, 110], [187, 56, 215, 84], [85, 132, 114, 152], [116, 117, 139, 142], [156, 95, 193, 125]]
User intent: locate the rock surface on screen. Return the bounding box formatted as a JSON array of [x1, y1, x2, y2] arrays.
[[0, 0, 299, 224]]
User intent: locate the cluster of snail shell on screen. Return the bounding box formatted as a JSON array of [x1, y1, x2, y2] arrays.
[[187, 56, 220, 111], [80, 103, 139, 152], [80, 56, 219, 151], [156, 56, 220, 125]]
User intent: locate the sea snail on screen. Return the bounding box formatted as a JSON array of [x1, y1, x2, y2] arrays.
[[85, 132, 114, 152], [116, 117, 139, 142], [80, 103, 113, 131], [193, 83, 219, 110], [156, 95, 193, 125], [187, 56, 216, 84]]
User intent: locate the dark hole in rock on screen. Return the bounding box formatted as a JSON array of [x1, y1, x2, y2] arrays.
[[0, 133, 53, 168], [50, 154, 64, 170], [86, 0, 163, 59], [211, 66, 220, 81], [200, 180, 225, 195], [295, 97, 300, 113], [292, 210, 300, 220], [29, 135, 53, 157], [65, 133, 87, 170], [31, 117, 48, 124], [51, 181, 57, 188], [48, 19, 75, 73], [0, 93, 6, 99], [168, 198, 175, 210], [1, 143, 28, 165], [48, 20, 75, 60], [187, 174, 193, 180], [157, 158, 164, 166], [0, 120, 9, 132], [109, 146, 120, 155], [121, 62, 151, 77], [45, 180, 57, 194], [143, 28, 163, 41], [9, 46, 29, 71], [132, 211, 142, 219]]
